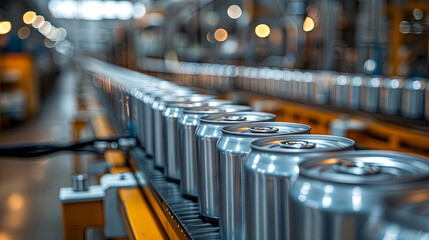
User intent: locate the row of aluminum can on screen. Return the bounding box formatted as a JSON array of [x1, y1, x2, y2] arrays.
[[145, 59, 429, 121], [88, 62, 429, 240]]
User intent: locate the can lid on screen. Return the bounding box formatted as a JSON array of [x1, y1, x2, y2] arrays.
[[207, 99, 234, 107], [222, 122, 311, 137], [166, 101, 205, 109], [200, 112, 276, 125], [299, 150, 429, 185], [183, 106, 223, 114], [251, 134, 354, 153], [183, 105, 251, 114], [189, 94, 217, 102], [218, 105, 252, 112]]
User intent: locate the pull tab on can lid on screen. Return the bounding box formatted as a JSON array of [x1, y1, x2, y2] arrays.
[[223, 115, 247, 121], [332, 159, 381, 175], [279, 140, 316, 149], [250, 126, 279, 133]]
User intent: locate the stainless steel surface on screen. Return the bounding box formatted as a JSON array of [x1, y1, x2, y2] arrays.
[[290, 151, 429, 240], [179, 105, 252, 198], [367, 188, 429, 240], [245, 135, 355, 240], [380, 77, 403, 115], [402, 78, 426, 119], [163, 101, 206, 181], [217, 122, 311, 240], [195, 112, 275, 221], [361, 76, 383, 112]]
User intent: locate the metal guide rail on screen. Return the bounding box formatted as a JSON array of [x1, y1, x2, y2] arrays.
[[129, 148, 220, 240]]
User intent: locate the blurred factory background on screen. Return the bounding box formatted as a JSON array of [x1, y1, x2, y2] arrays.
[[0, 0, 428, 239]]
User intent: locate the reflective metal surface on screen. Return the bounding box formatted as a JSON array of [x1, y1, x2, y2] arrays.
[[380, 77, 403, 115], [361, 76, 383, 112], [367, 188, 429, 240], [290, 151, 429, 240], [179, 105, 252, 198], [217, 122, 311, 240], [402, 78, 426, 119], [163, 101, 206, 181], [245, 135, 355, 240], [195, 112, 275, 221]]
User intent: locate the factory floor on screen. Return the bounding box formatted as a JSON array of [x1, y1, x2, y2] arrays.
[[0, 68, 100, 240]]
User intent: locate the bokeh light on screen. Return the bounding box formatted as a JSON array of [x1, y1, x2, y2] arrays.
[[0, 21, 12, 35], [227, 5, 242, 19], [255, 24, 270, 38], [23, 11, 37, 24], [303, 17, 315, 32], [32, 15, 45, 28], [18, 27, 31, 39], [214, 28, 228, 42]]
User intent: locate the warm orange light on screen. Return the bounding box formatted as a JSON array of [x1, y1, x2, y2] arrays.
[[303, 17, 315, 32], [8, 193, 24, 211], [23, 11, 37, 24], [0, 232, 11, 240], [0, 21, 12, 35], [214, 28, 228, 42], [206, 32, 214, 43], [255, 24, 270, 38], [18, 27, 30, 39]]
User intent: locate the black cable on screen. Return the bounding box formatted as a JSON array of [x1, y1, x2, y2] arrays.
[[0, 137, 135, 158]]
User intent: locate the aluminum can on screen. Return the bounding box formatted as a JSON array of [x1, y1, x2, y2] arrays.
[[142, 88, 192, 157], [179, 105, 252, 198], [290, 150, 429, 240], [366, 187, 429, 240], [330, 74, 350, 107], [380, 77, 403, 115], [196, 112, 276, 221], [402, 78, 426, 119], [346, 75, 364, 110], [310, 71, 333, 105], [361, 76, 383, 112], [218, 122, 312, 240], [152, 97, 189, 169], [163, 101, 206, 181], [245, 135, 355, 240]]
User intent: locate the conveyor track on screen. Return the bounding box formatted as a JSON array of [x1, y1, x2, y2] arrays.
[[130, 149, 220, 240]]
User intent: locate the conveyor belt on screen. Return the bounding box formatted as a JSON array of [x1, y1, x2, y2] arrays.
[[129, 148, 220, 240]]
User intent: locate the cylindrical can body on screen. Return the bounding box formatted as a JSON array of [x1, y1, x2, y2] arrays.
[[331, 74, 350, 107], [179, 105, 252, 198], [217, 123, 312, 240], [163, 102, 205, 180], [153, 97, 188, 169], [290, 151, 429, 240], [366, 188, 429, 240], [346, 75, 364, 110], [196, 112, 276, 221], [245, 135, 355, 240], [361, 77, 383, 112], [402, 78, 426, 119], [380, 77, 403, 115]]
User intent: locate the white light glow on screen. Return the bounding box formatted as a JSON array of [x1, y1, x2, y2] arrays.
[[48, 0, 136, 20]]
